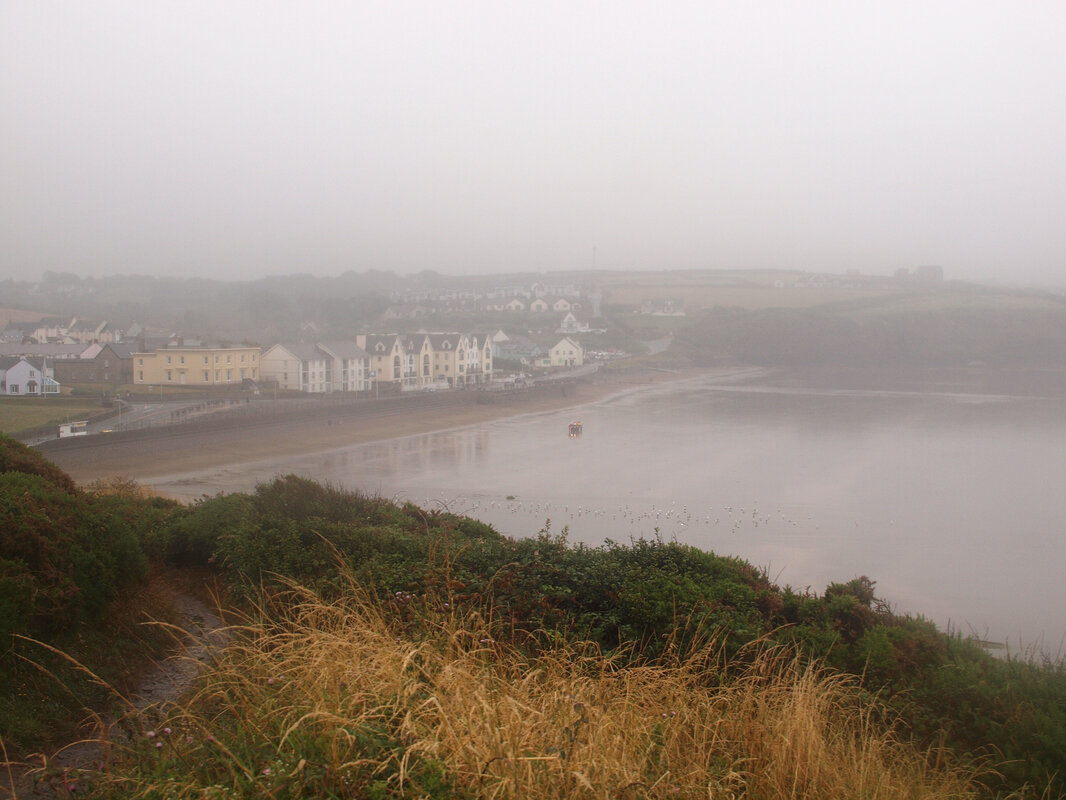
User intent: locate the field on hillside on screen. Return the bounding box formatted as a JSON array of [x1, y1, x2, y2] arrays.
[[605, 283, 903, 310], [600, 271, 1066, 315]]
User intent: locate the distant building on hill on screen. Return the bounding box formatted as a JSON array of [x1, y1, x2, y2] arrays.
[[914, 265, 945, 284], [640, 298, 686, 316], [895, 265, 945, 285]]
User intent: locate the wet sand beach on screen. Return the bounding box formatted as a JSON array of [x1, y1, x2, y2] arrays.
[[47, 370, 703, 485]]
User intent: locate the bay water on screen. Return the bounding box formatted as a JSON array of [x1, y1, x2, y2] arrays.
[[150, 371, 1066, 652]]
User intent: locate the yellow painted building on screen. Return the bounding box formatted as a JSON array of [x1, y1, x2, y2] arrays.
[[132, 345, 261, 387]]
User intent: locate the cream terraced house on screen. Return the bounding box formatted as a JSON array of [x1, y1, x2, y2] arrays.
[[260, 341, 370, 393], [132, 344, 260, 387], [318, 341, 370, 392], [401, 333, 432, 388], [427, 333, 465, 386], [356, 334, 405, 388], [260, 343, 331, 392], [352, 332, 494, 390]]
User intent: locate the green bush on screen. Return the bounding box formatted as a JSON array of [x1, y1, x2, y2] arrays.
[[0, 435, 183, 755], [123, 475, 1066, 796], [0, 434, 78, 492]]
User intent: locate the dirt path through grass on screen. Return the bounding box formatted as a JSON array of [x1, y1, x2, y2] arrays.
[[1, 592, 229, 798]]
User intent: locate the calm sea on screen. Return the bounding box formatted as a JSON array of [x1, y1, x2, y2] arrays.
[[150, 371, 1066, 652]]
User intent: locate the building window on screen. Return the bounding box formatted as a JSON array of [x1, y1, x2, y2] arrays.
[[138, 370, 143, 381], [166, 370, 172, 381], [215, 370, 220, 380], [203, 371, 209, 381], [179, 356, 185, 364], [166, 355, 172, 364], [226, 369, 232, 380]]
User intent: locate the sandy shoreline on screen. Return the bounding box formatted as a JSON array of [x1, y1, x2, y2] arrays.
[[50, 369, 707, 485]]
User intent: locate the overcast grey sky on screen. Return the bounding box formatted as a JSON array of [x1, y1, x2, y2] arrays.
[[2, 2, 1065, 285]]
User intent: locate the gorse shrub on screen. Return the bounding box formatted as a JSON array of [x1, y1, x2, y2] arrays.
[[0, 435, 183, 755], [0, 471, 148, 639], [0, 433, 78, 493]]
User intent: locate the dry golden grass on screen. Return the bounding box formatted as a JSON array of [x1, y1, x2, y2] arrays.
[[81, 586, 985, 799]]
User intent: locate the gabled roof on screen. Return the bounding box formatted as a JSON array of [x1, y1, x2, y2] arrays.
[[428, 333, 463, 350], [69, 318, 104, 333], [401, 333, 430, 351], [0, 343, 88, 359], [363, 334, 400, 354], [318, 341, 369, 361], [3, 321, 38, 333], [0, 356, 46, 371], [270, 343, 328, 362], [104, 343, 137, 359]]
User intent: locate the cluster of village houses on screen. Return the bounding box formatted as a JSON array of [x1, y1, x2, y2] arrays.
[[0, 318, 586, 397]]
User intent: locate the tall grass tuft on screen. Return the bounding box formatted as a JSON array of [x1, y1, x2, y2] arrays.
[[74, 583, 984, 799]]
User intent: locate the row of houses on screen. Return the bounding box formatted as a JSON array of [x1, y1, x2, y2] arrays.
[[1, 316, 121, 345], [0, 331, 585, 397], [390, 280, 584, 305], [382, 295, 591, 320], [263, 333, 497, 393]]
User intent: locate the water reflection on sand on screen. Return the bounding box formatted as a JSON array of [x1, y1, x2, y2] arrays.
[[147, 374, 1066, 653]]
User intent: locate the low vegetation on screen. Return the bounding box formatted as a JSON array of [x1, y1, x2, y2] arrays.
[[2, 438, 1065, 797], [0, 438, 180, 753], [68, 586, 982, 799]]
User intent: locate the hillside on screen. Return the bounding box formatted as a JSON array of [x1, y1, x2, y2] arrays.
[[665, 287, 1066, 371]]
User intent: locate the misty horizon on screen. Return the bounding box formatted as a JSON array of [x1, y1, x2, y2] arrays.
[[3, 3, 1066, 286]]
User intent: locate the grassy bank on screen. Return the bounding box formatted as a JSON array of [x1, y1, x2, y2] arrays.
[[2, 438, 1066, 797], [68, 586, 981, 799]]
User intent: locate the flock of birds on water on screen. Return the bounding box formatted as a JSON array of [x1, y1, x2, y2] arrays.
[[413, 495, 868, 538]]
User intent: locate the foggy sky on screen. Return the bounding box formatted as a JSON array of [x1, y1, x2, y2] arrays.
[[3, 2, 1065, 285]]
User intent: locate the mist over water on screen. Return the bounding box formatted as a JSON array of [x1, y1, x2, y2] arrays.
[[152, 373, 1066, 652]]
